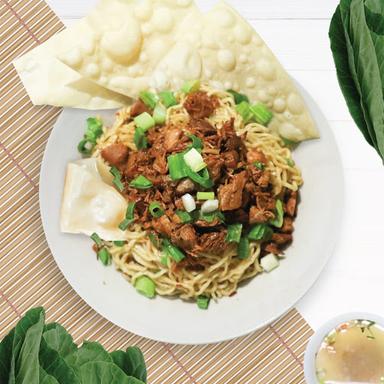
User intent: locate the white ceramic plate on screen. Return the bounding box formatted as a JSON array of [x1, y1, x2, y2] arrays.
[[40, 81, 344, 344]]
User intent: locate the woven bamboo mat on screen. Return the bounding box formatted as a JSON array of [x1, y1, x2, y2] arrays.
[[0, 0, 313, 382]]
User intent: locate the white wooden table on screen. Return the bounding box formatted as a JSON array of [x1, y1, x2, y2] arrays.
[[46, 0, 384, 330]]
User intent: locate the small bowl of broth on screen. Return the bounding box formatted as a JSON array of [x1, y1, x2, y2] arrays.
[[304, 313, 384, 384]]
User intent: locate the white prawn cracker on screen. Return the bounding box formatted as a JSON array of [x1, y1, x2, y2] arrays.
[[151, 1, 319, 141], [13, 21, 131, 109], [58, 0, 198, 99]]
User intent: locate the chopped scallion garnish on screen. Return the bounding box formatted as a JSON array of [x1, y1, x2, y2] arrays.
[[139, 90, 158, 109], [86, 117, 103, 138], [153, 104, 167, 125], [129, 175, 153, 189], [181, 79, 200, 94], [198, 210, 225, 223], [77, 139, 94, 156], [187, 134, 203, 150], [134, 275, 156, 298], [160, 253, 169, 267], [91, 232, 103, 247], [134, 127, 148, 150], [236, 101, 253, 123], [248, 224, 273, 241], [183, 148, 206, 172], [225, 224, 243, 243], [98, 248, 111, 266], [254, 161, 265, 170], [237, 237, 250, 260], [286, 158, 295, 167], [149, 202, 164, 218], [163, 239, 185, 262], [270, 199, 284, 228], [118, 202, 136, 231], [227, 90, 249, 105], [159, 91, 177, 107], [197, 295, 210, 310], [250, 103, 273, 125], [149, 232, 162, 248], [185, 167, 213, 188], [134, 112, 155, 132], [175, 210, 193, 223], [113, 240, 125, 247], [167, 153, 188, 180], [197, 192, 215, 200], [109, 166, 124, 192]]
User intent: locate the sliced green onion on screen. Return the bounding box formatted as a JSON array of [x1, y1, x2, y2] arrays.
[[185, 167, 213, 188], [201, 199, 219, 214], [139, 91, 158, 109], [197, 295, 210, 310], [98, 248, 111, 266], [134, 127, 148, 150], [181, 79, 200, 94], [159, 91, 178, 107], [236, 101, 253, 123], [187, 134, 203, 150], [175, 210, 193, 223], [110, 166, 124, 192], [119, 202, 136, 230], [261, 254, 280, 272], [113, 240, 125, 247], [248, 224, 273, 241], [270, 199, 284, 228], [254, 161, 265, 170], [129, 175, 153, 189], [181, 193, 196, 212], [282, 137, 298, 148], [184, 148, 206, 172], [197, 192, 215, 200], [237, 237, 250, 260], [86, 117, 103, 137], [134, 112, 155, 132], [250, 103, 273, 126], [78, 139, 94, 156], [134, 275, 156, 298], [153, 104, 167, 125], [198, 210, 225, 223], [167, 153, 188, 180], [91, 232, 103, 247], [160, 254, 169, 267], [163, 239, 185, 262], [149, 202, 164, 218], [286, 158, 295, 167], [149, 232, 162, 248], [227, 90, 249, 105], [225, 224, 242, 243]]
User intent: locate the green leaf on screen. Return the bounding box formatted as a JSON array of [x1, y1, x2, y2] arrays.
[[39, 367, 60, 384], [0, 329, 15, 384], [79, 361, 144, 384], [39, 338, 80, 384], [348, 0, 384, 156], [43, 323, 77, 358], [15, 308, 45, 384], [110, 346, 147, 383], [329, 5, 375, 148]]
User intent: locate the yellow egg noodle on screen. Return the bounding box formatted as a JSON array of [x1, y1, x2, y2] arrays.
[[93, 86, 303, 300]]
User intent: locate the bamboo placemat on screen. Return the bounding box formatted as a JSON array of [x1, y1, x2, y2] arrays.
[[0, 1, 313, 382]]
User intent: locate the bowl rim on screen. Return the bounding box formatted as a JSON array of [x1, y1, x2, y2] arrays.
[[304, 312, 384, 383]]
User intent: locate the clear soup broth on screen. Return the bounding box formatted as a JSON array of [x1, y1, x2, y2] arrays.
[[315, 320, 384, 384]]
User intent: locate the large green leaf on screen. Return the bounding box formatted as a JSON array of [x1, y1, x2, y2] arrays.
[[0, 329, 15, 384], [39, 367, 60, 384], [348, 0, 384, 157], [329, 4, 375, 147], [15, 308, 45, 384], [110, 347, 147, 383], [79, 362, 144, 384], [39, 338, 80, 384], [42, 323, 77, 358]]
